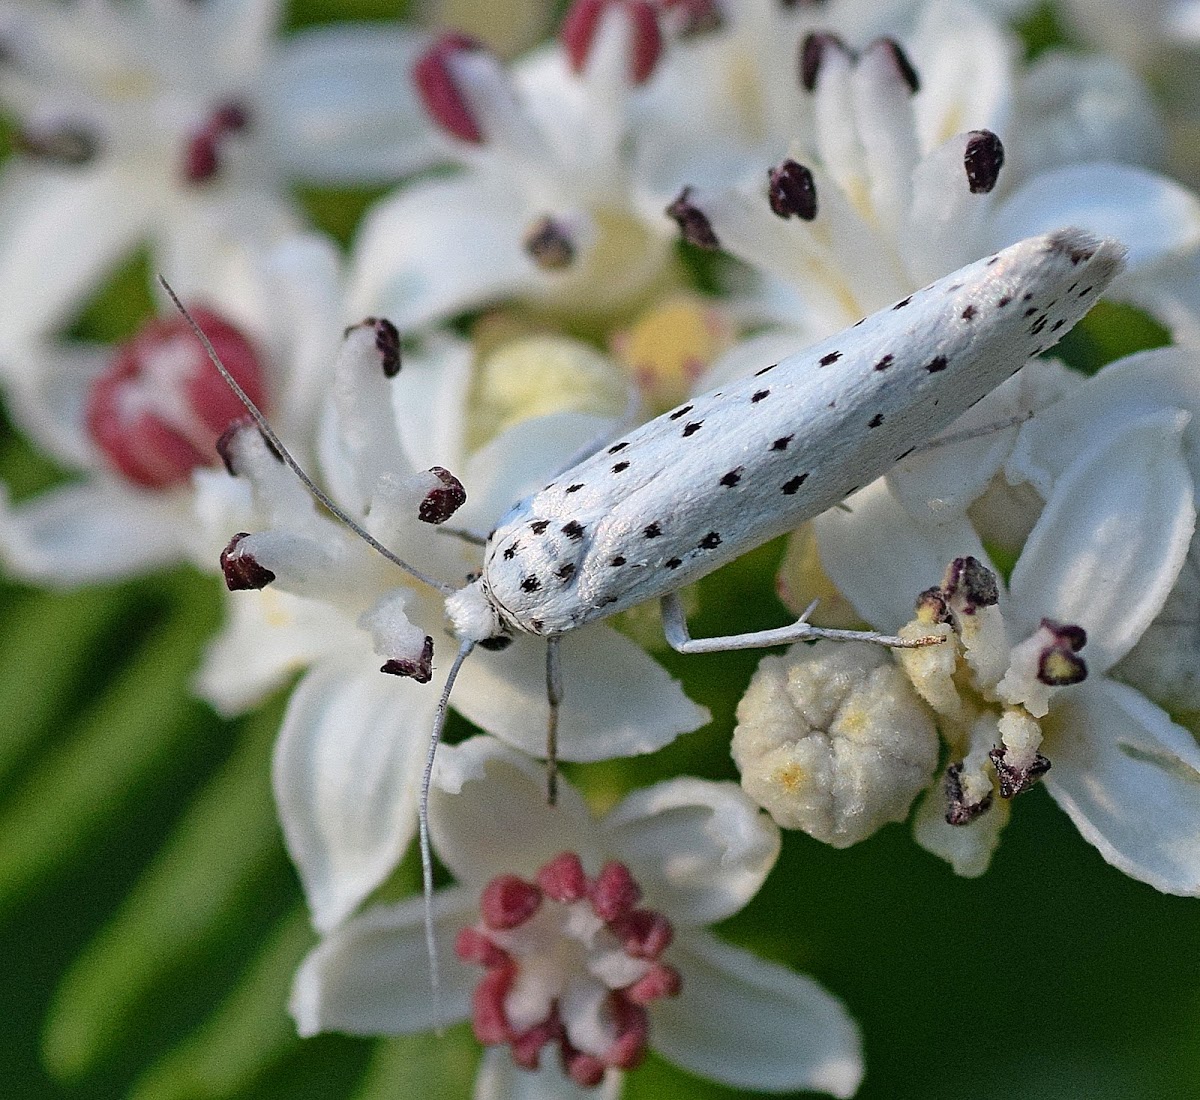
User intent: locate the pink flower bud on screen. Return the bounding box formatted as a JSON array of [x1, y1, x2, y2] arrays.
[[86, 309, 266, 489]]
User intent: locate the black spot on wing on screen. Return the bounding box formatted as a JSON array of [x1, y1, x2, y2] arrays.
[[782, 474, 809, 495], [819, 351, 841, 367], [669, 405, 693, 420], [772, 435, 794, 451], [682, 421, 703, 437], [562, 520, 585, 540]]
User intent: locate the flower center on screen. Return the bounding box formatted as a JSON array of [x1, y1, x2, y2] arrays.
[[455, 852, 681, 1087], [613, 296, 734, 412], [900, 558, 1088, 823], [85, 308, 266, 489]]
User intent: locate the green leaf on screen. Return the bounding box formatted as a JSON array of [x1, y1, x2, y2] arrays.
[[41, 697, 286, 1079]]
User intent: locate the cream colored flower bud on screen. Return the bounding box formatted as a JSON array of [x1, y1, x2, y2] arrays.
[[732, 641, 938, 847], [469, 335, 629, 448]]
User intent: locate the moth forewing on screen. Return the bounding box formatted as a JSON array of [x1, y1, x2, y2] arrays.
[[480, 228, 1126, 636]]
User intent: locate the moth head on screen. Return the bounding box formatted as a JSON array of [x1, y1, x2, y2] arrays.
[[445, 575, 508, 645]]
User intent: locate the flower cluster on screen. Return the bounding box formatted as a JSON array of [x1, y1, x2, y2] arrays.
[[2, 0, 1199, 1097]]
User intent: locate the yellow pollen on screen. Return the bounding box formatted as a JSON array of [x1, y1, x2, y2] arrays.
[[613, 296, 733, 411], [774, 762, 806, 793]]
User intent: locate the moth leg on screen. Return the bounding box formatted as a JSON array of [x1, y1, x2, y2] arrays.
[[544, 635, 562, 805], [660, 592, 940, 652]]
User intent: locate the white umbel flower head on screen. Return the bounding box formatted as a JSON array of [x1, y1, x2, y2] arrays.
[[349, 0, 685, 331], [196, 318, 709, 934], [0, 232, 340, 584], [291, 735, 864, 1098], [0, 0, 439, 357], [812, 398, 1200, 888], [666, 0, 1199, 354]]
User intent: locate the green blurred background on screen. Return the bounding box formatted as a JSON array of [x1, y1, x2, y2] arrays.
[[1, 2, 1198, 1098]]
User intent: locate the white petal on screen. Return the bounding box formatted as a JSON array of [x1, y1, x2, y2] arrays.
[[474, 1047, 621, 1100], [2, 342, 109, 469], [910, 779, 1009, 877], [908, 0, 1015, 152], [273, 660, 436, 931], [888, 358, 1079, 527], [290, 887, 477, 1037], [1007, 408, 1195, 674], [0, 162, 151, 355], [1008, 347, 1200, 500], [194, 588, 359, 716], [390, 335, 474, 475], [1010, 52, 1165, 173], [429, 737, 602, 886], [0, 481, 185, 585], [452, 623, 709, 762], [474, 1048, 621, 1100], [1045, 678, 1200, 894], [992, 162, 1200, 272], [813, 477, 991, 631], [1112, 538, 1200, 712], [459, 411, 620, 533], [348, 174, 536, 330], [260, 25, 442, 183], [652, 931, 862, 1097], [602, 778, 779, 926]]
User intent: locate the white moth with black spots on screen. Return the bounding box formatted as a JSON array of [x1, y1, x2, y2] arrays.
[[162, 225, 1124, 1004], [459, 228, 1125, 647]]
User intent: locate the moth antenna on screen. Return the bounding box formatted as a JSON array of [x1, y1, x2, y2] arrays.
[[420, 638, 476, 1028], [157, 275, 455, 596]]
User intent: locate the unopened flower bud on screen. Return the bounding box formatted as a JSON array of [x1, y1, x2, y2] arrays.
[[732, 641, 938, 846], [412, 33, 490, 144], [86, 309, 266, 489], [561, 0, 664, 85]]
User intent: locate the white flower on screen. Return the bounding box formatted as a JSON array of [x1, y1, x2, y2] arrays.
[[347, 1, 686, 331], [1005, 346, 1200, 712], [291, 735, 863, 1098], [666, 0, 1196, 350], [197, 323, 709, 932], [811, 402, 1200, 889], [0, 0, 438, 357], [0, 231, 340, 584]]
